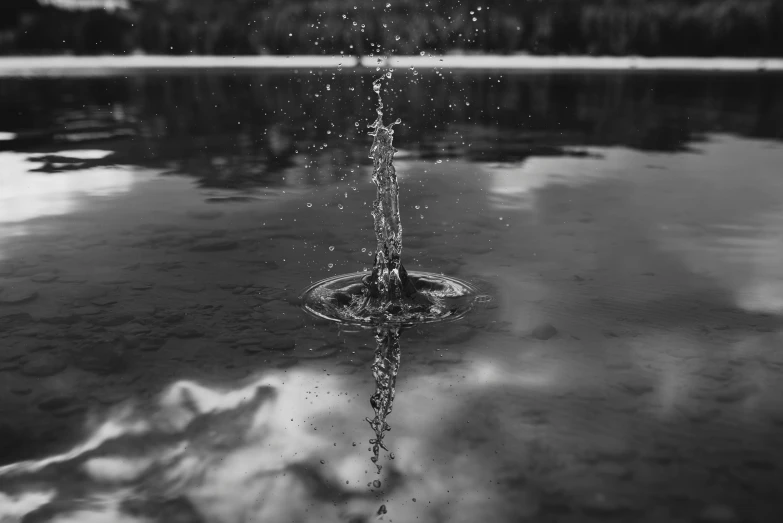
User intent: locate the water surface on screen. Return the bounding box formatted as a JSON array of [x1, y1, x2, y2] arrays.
[[1, 71, 783, 523]]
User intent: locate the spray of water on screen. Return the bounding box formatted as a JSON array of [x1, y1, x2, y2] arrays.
[[363, 74, 416, 308]]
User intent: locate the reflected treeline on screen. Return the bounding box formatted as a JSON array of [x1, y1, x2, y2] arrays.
[[1, 71, 782, 189], [2, 0, 783, 57]]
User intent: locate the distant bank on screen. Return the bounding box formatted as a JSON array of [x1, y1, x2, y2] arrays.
[[1, 55, 782, 76]]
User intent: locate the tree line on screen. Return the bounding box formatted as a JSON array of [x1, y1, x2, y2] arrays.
[[1, 0, 782, 57]]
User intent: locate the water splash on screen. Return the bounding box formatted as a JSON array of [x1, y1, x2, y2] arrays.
[[365, 326, 401, 474], [363, 75, 412, 307], [300, 75, 478, 327]]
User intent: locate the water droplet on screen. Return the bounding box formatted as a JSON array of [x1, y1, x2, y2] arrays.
[[307, 203, 313, 207], [326, 84, 331, 91], [338, 204, 344, 210], [328, 263, 334, 269], [386, 71, 392, 79], [342, 14, 347, 19], [414, 205, 420, 210], [386, 2, 391, 7], [390, 452, 395, 459], [377, 505, 387, 515], [355, 122, 360, 127], [329, 246, 335, 252], [320, 459, 325, 464], [361, 247, 367, 252], [412, 498, 417, 502], [373, 479, 382, 488], [420, 51, 425, 56], [395, 35, 401, 41], [352, 21, 357, 26], [436, 160, 442, 164], [473, 17, 477, 21]]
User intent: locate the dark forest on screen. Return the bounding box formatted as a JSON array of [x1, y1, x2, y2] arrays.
[[2, 0, 783, 56]]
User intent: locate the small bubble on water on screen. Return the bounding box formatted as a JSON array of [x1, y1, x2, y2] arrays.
[[377, 505, 387, 515], [306, 203, 313, 207], [415, 205, 420, 210], [420, 51, 425, 56], [338, 204, 344, 210], [342, 14, 347, 19], [386, 71, 392, 78], [361, 247, 367, 252], [373, 479, 382, 488], [329, 246, 335, 251], [386, 2, 391, 7], [320, 460, 325, 464], [328, 263, 334, 269], [395, 35, 400, 41], [412, 498, 417, 502], [390, 452, 395, 459], [436, 160, 442, 164]]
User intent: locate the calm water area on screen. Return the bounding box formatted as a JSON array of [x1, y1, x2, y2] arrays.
[[1, 70, 783, 522]]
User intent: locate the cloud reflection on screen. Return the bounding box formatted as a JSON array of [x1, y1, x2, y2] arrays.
[[485, 150, 610, 211], [0, 151, 133, 226], [0, 360, 555, 523]]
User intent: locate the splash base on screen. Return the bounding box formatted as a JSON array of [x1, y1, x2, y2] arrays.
[[300, 271, 477, 327]]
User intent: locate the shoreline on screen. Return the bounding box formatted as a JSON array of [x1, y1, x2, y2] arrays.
[[0, 55, 781, 76]]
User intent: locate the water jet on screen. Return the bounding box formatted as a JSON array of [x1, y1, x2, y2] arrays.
[[300, 74, 482, 478]]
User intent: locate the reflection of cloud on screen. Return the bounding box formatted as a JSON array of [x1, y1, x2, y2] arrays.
[[485, 150, 612, 211], [0, 366, 549, 523], [45, 150, 115, 160], [663, 209, 783, 314], [0, 151, 133, 225]]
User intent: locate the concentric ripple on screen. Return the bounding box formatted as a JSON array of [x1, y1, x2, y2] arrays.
[[300, 270, 478, 327]]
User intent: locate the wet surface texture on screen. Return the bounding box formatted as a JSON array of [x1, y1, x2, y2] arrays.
[[1, 71, 783, 522]]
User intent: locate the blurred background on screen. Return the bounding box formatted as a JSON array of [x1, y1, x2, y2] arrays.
[[3, 2, 783, 523], [1, 0, 783, 57]]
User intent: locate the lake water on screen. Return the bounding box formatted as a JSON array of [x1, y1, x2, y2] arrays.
[[1, 70, 783, 522]]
